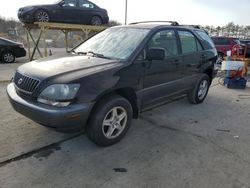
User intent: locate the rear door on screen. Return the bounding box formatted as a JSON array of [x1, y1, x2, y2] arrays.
[[78, 0, 96, 23], [138, 29, 184, 109], [177, 30, 204, 88]]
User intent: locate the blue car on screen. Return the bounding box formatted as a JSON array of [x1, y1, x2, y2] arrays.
[[18, 0, 109, 25]]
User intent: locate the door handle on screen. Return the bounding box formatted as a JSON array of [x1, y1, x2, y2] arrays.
[[171, 59, 181, 65]]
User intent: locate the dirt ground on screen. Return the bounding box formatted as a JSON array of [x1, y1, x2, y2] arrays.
[[0, 78, 250, 188]]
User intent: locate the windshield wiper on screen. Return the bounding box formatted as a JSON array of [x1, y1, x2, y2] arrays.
[[73, 51, 114, 60], [86, 51, 112, 59]]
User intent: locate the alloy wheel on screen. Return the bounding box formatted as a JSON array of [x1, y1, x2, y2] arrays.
[[3, 53, 15, 63], [198, 80, 208, 100], [36, 11, 49, 22], [102, 106, 128, 139]]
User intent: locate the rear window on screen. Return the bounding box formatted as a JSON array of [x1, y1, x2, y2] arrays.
[[195, 30, 215, 49], [212, 38, 230, 45]]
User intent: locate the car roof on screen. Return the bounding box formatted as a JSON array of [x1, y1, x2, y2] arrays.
[[117, 23, 205, 33]]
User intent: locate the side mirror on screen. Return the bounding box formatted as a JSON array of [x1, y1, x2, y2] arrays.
[[146, 48, 165, 61]]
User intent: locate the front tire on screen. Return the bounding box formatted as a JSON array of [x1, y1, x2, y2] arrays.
[[188, 74, 210, 104], [35, 10, 50, 22], [86, 95, 133, 147], [1, 51, 15, 63]]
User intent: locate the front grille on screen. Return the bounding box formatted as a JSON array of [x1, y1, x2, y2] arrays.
[[14, 72, 40, 94]]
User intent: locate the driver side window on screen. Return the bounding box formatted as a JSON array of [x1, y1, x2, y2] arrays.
[[63, 0, 77, 7], [148, 30, 178, 59]]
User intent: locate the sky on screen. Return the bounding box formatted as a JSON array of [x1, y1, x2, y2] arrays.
[[0, 0, 249, 26]]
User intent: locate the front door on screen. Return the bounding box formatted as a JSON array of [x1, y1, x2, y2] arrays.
[[54, 0, 79, 23], [139, 29, 183, 109]]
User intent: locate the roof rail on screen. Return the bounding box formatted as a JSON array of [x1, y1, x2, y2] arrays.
[[180, 25, 202, 29], [129, 21, 179, 26]]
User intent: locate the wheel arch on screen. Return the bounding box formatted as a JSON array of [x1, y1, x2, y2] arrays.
[[33, 8, 51, 20], [91, 15, 103, 24], [88, 87, 139, 124], [203, 68, 213, 84]]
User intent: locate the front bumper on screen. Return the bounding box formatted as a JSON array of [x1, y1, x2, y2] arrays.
[[18, 11, 34, 23], [7, 83, 94, 132], [15, 48, 26, 58]]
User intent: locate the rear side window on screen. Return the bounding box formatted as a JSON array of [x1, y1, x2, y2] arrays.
[[178, 31, 202, 54], [195, 30, 215, 49], [79, 0, 94, 8]]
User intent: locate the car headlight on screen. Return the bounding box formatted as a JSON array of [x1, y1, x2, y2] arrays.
[[38, 84, 80, 107]]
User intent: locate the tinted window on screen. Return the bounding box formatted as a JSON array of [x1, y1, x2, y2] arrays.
[[79, 0, 94, 8], [212, 38, 230, 45], [178, 31, 202, 54], [195, 30, 215, 49], [148, 30, 178, 58], [63, 0, 77, 7]]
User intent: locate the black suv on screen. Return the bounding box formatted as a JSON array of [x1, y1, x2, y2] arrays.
[[7, 21, 217, 146]]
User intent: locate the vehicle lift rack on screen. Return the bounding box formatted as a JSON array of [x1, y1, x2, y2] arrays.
[[23, 22, 107, 61]]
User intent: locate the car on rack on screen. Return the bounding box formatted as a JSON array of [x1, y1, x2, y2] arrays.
[[0, 37, 26, 63], [7, 21, 217, 146], [211, 36, 240, 61], [18, 0, 109, 25]]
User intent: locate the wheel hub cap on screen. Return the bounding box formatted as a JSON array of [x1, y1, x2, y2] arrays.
[[4, 53, 14, 63], [102, 106, 128, 139], [198, 80, 208, 100]]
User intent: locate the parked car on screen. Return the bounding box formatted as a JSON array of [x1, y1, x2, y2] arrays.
[[240, 39, 250, 46], [18, 0, 109, 25], [211, 36, 240, 61], [7, 22, 217, 146], [0, 37, 26, 63]]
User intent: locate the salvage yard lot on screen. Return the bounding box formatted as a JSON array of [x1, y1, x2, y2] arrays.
[[0, 79, 250, 188]]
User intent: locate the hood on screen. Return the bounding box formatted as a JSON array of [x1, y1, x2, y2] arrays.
[[21, 4, 54, 10], [17, 54, 121, 81]]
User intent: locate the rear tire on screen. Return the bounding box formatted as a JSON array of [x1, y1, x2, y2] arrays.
[[90, 16, 102, 25], [1, 51, 15, 63], [86, 95, 133, 147], [188, 74, 210, 104]]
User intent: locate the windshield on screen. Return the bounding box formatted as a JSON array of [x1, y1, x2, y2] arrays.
[[74, 27, 150, 60]]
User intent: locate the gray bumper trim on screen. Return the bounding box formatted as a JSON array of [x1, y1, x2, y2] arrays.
[[7, 83, 94, 131]]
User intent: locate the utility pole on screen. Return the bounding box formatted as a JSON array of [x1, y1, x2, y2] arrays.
[[125, 0, 128, 25]]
